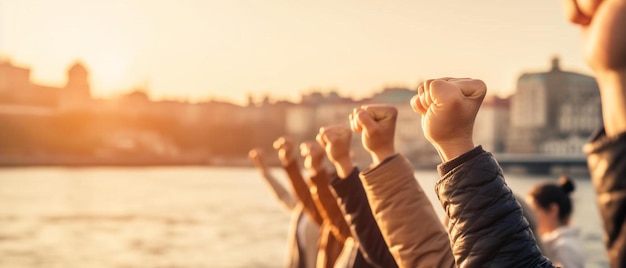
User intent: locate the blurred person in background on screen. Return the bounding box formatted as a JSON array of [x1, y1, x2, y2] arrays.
[[527, 176, 584, 268]]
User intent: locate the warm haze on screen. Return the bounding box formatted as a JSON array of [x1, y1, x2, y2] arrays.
[[0, 0, 590, 105]]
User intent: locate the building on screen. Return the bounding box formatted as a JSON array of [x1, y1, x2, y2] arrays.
[[0, 59, 92, 110], [0, 59, 59, 107], [285, 91, 362, 141], [60, 62, 92, 110], [506, 57, 601, 155], [364, 87, 437, 167], [474, 95, 510, 153]]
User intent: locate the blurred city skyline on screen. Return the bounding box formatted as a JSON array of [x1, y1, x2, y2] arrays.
[[0, 0, 591, 105]]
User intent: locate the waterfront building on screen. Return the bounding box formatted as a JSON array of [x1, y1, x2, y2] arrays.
[[506, 57, 601, 155]]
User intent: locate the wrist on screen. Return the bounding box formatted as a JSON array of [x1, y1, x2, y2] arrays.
[[433, 138, 475, 162], [333, 157, 354, 179], [370, 148, 396, 166], [280, 157, 293, 167], [308, 164, 327, 177]]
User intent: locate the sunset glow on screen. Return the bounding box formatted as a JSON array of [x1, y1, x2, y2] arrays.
[[1, 0, 590, 104]]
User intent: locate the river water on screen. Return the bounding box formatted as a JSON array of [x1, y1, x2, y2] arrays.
[[0, 167, 608, 267]]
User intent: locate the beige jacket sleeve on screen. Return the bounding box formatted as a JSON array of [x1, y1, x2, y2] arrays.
[[360, 154, 454, 268]]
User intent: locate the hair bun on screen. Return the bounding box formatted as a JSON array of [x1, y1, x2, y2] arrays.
[[559, 176, 575, 194]]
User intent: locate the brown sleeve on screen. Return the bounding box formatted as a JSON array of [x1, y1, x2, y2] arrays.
[[310, 170, 352, 243], [585, 129, 626, 268], [316, 223, 345, 268], [282, 159, 324, 225], [360, 154, 454, 268]]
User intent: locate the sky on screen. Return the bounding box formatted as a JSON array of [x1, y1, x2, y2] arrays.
[[0, 0, 591, 105]]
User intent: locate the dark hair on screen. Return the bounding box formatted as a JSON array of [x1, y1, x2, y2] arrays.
[[529, 176, 575, 224]]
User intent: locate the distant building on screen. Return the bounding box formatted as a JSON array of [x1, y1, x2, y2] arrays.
[[0, 59, 93, 110], [0, 59, 59, 107], [285, 91, 362, 141], [475, 95, 510, 153], [365, 87, 423, 153], [281, 87, 439, 167], [506, 57, 601, 155], [60, 62, 92, 110], [364, 87, 437, 166]]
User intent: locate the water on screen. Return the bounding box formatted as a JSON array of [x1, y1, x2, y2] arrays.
[[0, 167, 608, 267]]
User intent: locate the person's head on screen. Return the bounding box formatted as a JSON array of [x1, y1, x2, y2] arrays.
[[526, 176, 576, 235]]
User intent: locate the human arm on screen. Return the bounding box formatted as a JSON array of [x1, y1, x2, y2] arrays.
[[562, 0, 626, 137], [350, 105, 454, 268], [300, 141, 352, 243], [585, 129, 626, 267], [412, 78, 553, 267], [273, 137, 324, 225], [436, 146, 552, 267], [317, 125, 398, 268], [249, 148, 296, 210]]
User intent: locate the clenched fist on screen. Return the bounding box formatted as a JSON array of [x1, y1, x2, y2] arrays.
[[411, 78, 486, 162], [248, 148, 266, 169], [350, 105, 397, 166], [562, 0, 626, 136], [562, 0, 626, 71], [273, 136, 296, 166], [300, 141, 326, 176], [317, 125, 353, 178]]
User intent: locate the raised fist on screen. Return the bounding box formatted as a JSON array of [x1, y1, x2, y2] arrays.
[[248, 148, 265, 168], [562, 0, 626, 71], [411, 78, 486, 161], [273, 136, 296, 166], [317, 125, 353, 178], [350, 105, 397, 165], [300, 141, 326, 176]]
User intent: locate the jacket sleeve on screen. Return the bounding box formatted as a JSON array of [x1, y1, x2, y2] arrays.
[[360, 154, 454, 268], [584, 129, 626, 268], [282, 159, 324, 225], [331, 167, 398, 268], [309, 170, 352, 243], [259, 169, 297, 210], [436, 146, 553, 267]]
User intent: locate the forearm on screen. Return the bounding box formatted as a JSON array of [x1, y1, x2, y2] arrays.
[[361, 154, 454, 268], [310, 170, 352, 243], [317, 223, 345, 268], [596, 71, 626, 136], [437, 146, 552, 267], [432, 137, 475, 162], [282, 159, 324, 225], [332, 156, 353, 179], [332, 167, 398, 268]]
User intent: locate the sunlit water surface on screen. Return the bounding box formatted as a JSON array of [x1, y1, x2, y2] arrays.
[[0, 167, 608, 267]]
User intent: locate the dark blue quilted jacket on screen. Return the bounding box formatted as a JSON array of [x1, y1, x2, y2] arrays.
[[436, 146, 555, 267]]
